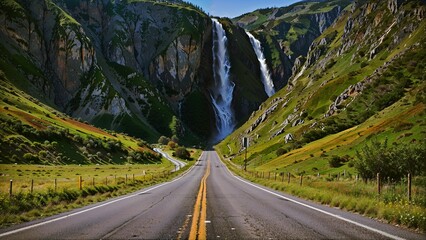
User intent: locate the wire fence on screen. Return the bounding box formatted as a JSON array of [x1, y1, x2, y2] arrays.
[[243, 169, 426, 206], [1, 171, 173, 196]]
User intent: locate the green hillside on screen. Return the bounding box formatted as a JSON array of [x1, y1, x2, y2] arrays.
[[0, 73, 162, 165], [218, 0, 426, 177]]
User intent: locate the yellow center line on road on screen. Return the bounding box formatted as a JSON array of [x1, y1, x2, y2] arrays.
[[188, 159, 211, 240]]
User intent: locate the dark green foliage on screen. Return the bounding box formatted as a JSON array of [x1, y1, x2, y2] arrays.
[[328, 155, 350, 168], [23, 153, 39, 163], [182, 90, 213, 137], [171, 135, 179, 144], [393, 122, 414, 132], [158, 136, 170, 145], [276, 148, 288, 156], [174, 146, 190, 160], [355, 139, 426, 181]]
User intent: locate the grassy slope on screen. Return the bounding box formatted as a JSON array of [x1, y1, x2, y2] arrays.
[[0, 72, 205, 226], [0, 73, 164, 165], [218, 1, 426, 176]]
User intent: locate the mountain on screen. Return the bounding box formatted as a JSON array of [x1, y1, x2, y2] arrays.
[[1, 0, 425, 166], [233, 0, 352, 89], [1, 0, 355, 145], [0, 0, 267, 144], [217, 0, 426, 175], [0, 75, 161, 164]]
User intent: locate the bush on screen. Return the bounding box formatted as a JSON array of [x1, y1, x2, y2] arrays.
[[174, 147, 190, 160], [168, 141, 177, 149], [23, 153, 39, 163], [158, 136, 170, 145], [329, 155, 343, 168], [276, 148, 287, 156], [355, 138, 426, 181]]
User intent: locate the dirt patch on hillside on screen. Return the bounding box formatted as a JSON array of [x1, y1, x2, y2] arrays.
[[62, 118, 115, 138]]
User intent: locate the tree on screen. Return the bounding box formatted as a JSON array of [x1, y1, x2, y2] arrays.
[[355, 138, 426, 181], [174, 147, 190, 160], [168, 141, 177, 149], [158, 136, 170, 145], [171, 135, 179, 144], [169, 116, 182, 137], [276, 148, 287, 156], [328, 155, 343, 168]]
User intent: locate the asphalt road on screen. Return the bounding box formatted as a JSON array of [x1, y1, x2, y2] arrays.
[[0, 151, 423, 239], [153, 148, 187, 171]]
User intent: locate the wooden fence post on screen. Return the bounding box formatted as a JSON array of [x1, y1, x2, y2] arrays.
[[377, 173, 381, 196], [79, 176, 82, 190], [408, 173, 412, 202], [9, 179, 12, 197], [133, 174, 135, 182], [300, 175, 303, 186], [92, 177, 95, 186], [125, 174, 127, 184], [105, 176, 108, 185], [281, 173, 284, 182], [288, 172, 290, 184], [31, 179, 34, 194], [54, 178, 57, 192]]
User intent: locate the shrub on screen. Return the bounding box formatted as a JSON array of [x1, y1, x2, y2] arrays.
[[355, 138, 426, 181], [23, 153, 39, 162], [276, 148, 287, 156], [167, 141, 177, 149], [38, 151, 47, 158], [158, 136, 170, 145], [393, 122, 414, 132], [171, 135, 179, 144], [329, 155, 343, 168], [174, 147, 190, 160]]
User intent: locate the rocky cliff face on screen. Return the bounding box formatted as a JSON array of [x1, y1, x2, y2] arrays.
[[0, 0, 96, 107], [234, 1, 348, 92], [0, 0, 213, 142], [0, 0, 268, 142]]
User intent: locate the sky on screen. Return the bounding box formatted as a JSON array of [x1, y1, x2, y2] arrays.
[[186, 0, 301, 18]]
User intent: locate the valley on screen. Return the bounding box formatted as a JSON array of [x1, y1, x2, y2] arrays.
[[0, 0, 425, 237]]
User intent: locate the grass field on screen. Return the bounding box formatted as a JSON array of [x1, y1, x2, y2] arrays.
[[0, 149, 201, 227], [220, 157, 426, 232], [0, 160, 174, 194]]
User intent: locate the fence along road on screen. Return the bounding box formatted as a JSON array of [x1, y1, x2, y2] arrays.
[[0, 151, 424, 239]]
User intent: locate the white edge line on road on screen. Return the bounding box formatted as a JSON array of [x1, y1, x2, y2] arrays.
[[0, 152, 205, 238], [221, 158, 405, 240]]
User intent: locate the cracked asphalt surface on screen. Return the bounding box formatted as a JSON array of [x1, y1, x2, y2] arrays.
[[1, 151, 424, 239]]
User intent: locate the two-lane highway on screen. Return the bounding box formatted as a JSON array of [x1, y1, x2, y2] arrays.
[[203, 151, 424, 239], [0, 153, 209, 240], [1, 151, 424, 239]]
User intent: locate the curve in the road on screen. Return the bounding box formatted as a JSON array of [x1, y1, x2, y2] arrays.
[[154, 148, 187, 171]]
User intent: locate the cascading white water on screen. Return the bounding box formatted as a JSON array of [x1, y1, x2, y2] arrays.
[[246, 31, 275, 97], [211, 18, 235, 142]]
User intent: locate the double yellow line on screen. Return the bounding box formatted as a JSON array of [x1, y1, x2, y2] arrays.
[[188, 159, 211, 240]]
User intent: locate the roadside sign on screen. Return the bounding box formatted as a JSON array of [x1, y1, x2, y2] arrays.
[[243, 137, 249, 148]]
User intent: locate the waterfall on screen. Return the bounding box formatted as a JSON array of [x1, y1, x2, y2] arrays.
[[246, 31, 275, 97], [211, 18, 235, 142]]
